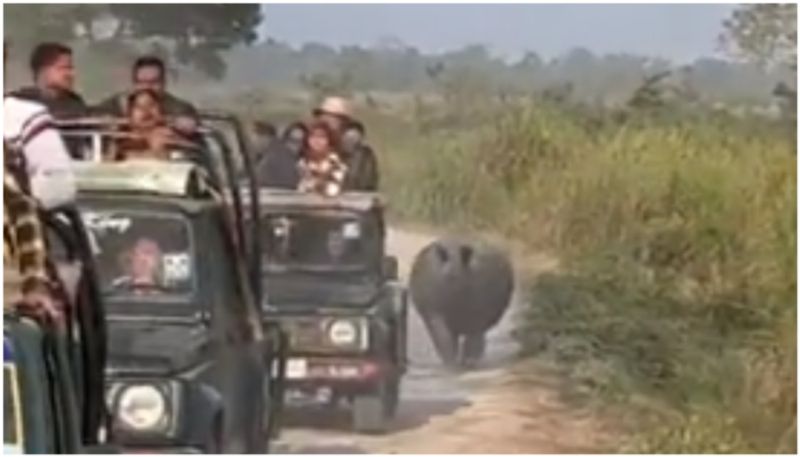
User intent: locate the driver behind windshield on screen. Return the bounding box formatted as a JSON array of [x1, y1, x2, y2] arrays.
[[86, 212, 194, 297], [112, 237, 163, 292]]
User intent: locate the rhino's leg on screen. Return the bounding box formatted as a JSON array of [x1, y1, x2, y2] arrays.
[[420, 312, 458, 367], [460, 332, 487, 369]]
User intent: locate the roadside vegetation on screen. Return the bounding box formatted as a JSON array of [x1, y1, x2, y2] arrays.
[[370, 93, 795, 453], [380, 7, 796, 449]]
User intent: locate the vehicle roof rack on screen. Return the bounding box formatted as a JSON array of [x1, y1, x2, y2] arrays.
[[55, 118, 203, 163], [247, 188, 385, 212], [74, 161, 213, 198]]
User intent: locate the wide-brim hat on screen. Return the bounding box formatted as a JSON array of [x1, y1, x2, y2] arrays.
[[313, 96, 353, 119]]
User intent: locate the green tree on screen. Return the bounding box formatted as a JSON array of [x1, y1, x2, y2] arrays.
[[108, 5, 261, 79], [720, 4, 797, 71], [4, 4, 262, 79], [5, 5, 102, 44]]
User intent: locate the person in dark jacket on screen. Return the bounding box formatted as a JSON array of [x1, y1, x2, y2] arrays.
[[339, 120, 379, 191], [282, 121, 308, 155], [312, 97, 379, 191], [256, 122, 306, 189], [249, 120, 277, 163], [10, 42, 88, 119], [95, 56, 197, 118]]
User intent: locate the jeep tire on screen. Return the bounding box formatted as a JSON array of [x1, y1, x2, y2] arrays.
[[352, 376, 398, 434]]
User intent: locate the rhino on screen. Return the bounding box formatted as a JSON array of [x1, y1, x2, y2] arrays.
[[409, 238, 514, 368]]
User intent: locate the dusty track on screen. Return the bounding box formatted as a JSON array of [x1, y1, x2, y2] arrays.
[[273, 228, 610, 454]]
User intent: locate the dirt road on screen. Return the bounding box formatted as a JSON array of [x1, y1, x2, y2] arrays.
[[273, 228, 610, 454]]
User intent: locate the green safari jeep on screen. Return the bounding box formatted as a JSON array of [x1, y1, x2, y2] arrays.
[[75, 160, 286, 453], [251, 189, 408, 433]]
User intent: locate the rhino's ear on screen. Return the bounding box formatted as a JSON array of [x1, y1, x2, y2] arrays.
[[459, 245, 474, 268], [434, 244, 449, 263]]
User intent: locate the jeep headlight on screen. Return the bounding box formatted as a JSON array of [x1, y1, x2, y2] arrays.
[[327, 318, 369, 350], [328, 319, 358, 346], [116, 385, 169, 431]]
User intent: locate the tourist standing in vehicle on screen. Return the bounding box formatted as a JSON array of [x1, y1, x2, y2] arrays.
[[341, 119, 366, 152], [297, 121, 348, 197], [114, 89, 170, 160], [95, 55, 198, 118], [312, 96, 379, 191], [282, 121, 308, 155], [10, 42, 88, 119], [4, 42, 77, 209], [250, 120, 277, 164], [256, 122, 305, 189], [114, 89, 194, 161], [339, 119, 380, 190]]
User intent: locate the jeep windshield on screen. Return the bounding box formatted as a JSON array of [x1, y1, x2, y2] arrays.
[[81, 209, 195, 299], [261, 212, 379, 273]]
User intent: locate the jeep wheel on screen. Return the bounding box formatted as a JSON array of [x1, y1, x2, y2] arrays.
[[261, 377, 277, 451], [353, 393, 386, 434], [203, 419, 223, 454], [384, 375, 400, 418], [352, 377, 398, 434]]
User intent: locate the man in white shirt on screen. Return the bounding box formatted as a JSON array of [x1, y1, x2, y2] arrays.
[[4, 42, 76, 209]]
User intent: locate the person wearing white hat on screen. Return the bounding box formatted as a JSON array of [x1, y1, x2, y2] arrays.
[[313, 96, 354, 133], [312, 96, 379, 191]]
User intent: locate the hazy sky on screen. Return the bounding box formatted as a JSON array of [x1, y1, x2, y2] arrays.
[[260, 4, 738, 63]]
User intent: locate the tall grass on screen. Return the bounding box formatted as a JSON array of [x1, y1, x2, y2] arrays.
[[374, 99, 796, 452]]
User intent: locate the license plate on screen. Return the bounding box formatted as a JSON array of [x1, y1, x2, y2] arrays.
[[286, 358, 307, 380]]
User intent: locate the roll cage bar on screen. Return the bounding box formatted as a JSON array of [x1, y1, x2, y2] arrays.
[[40, 205, 108, 445], [197, 111, 263, 309]]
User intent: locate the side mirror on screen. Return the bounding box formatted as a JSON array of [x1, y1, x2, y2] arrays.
[[382, 256, 399, 281]]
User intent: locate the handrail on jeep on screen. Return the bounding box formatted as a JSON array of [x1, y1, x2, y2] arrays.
[[198, 111, 263, 305], [73, 161, 215, 199], [40, 205, 108, 444], [252, 188, 386, 212]]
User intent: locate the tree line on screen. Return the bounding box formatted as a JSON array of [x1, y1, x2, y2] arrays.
[[222, 40, 793, 106], [4, 4, 795, 108]]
